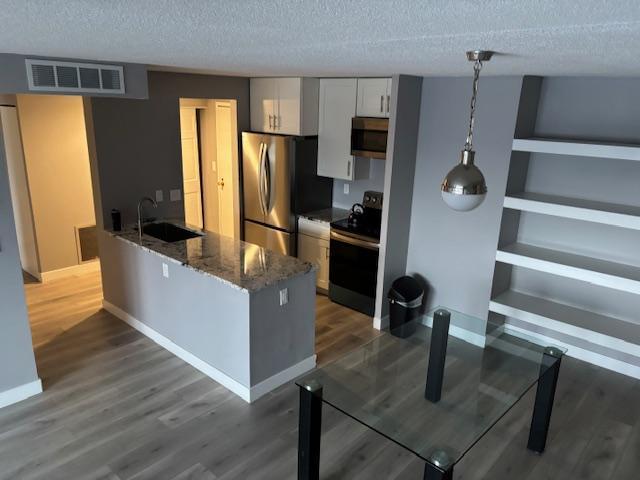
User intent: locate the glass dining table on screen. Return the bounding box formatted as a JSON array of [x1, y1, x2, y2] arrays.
[[296, 307, 565, 480]]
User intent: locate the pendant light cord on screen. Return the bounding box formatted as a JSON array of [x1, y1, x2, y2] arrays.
[[464, 59, 483, 151]]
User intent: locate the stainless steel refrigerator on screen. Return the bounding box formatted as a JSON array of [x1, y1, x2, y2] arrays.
[[242, 132, 332, 256]]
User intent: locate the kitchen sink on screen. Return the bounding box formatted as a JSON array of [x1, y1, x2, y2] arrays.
[[142, 222, 203, 243]]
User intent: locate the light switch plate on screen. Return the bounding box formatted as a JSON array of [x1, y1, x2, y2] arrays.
[[343, 183, 349, 194], [279, 288, 288, 306], [155, 190, 164, 202], [170, 189, 181, 202], [162, 263, 169, 278]]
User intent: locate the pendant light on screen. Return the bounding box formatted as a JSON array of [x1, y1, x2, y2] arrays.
[[441, 50, 493, 211]]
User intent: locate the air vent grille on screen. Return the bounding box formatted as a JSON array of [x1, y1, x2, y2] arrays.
[[26, 59, 125, 94], [31, 64, 56, 87]]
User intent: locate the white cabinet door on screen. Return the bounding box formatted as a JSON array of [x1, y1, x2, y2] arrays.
[[317, 78, 357, 180], [250, 78, 276, 132], [356, 78, 391, 118], [298, 233, 330, 291], [274, 77, 301, 135]]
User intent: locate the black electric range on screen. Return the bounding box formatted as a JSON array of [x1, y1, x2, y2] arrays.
[[329, 191, 383, 316]]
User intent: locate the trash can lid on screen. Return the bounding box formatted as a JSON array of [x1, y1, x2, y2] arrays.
[[388, 275, 424, 303]]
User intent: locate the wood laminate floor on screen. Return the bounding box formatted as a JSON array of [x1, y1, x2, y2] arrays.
[[0, 270, 638, 479]]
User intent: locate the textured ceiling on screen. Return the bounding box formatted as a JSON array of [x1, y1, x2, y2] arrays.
[[1, 0, 639, 76]]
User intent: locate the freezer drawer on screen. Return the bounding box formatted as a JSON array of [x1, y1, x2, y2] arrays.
[[244, 221, 295, 256]]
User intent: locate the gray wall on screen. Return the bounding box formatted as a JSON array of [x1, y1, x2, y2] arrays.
[[405, 76, 524, 332], [90, 71, 250, 227], [0, 53, 148, 99], [0, 124, 39, 395], [332, 158, 385, 209], [374, 75, 423, 323]]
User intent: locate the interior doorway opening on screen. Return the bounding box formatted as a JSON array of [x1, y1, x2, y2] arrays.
[[179, 98, 241, 239], [2, 94, 98, 284]]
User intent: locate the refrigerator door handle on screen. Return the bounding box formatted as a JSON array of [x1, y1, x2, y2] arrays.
[[263, 142, 272, 213], [258, 142, 266, 215]]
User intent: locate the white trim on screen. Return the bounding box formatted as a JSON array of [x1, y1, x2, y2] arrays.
[[504, 324, 640, 380], [373, 314, 389, 331], [0, 379, 42, 409], [40, 260, 100, 283], [102, 300, 315, 403], [512, 138, 640, 162], [419, 315, 486, 348], [248, 355, 316, 402]]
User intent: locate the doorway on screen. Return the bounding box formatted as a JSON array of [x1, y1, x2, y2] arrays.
[[179, 98, 240, 238], [2, 94, 98, 283]]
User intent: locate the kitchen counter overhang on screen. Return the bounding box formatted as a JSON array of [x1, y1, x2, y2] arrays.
[[99, 221, 317, 403]]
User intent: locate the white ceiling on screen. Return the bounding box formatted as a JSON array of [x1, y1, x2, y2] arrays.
[[1, 0, 640, 77]]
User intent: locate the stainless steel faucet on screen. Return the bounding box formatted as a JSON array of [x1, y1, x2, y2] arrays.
[[137, 196, 158, 241]]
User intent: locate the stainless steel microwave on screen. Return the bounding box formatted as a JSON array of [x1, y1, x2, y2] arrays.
[[350, 117, 389, 159]]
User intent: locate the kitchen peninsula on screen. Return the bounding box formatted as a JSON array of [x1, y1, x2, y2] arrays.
[[99, 221, 317, 403]]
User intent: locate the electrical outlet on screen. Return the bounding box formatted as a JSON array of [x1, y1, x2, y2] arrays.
[[170, 189, 181, 202], [162, 263, 169, 278], [155, 190, 164, 202], [279, 288, 288, 306], [343, 183, 349, 195]]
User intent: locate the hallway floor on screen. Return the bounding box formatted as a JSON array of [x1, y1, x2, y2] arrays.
[[0, 270, 638, 479]]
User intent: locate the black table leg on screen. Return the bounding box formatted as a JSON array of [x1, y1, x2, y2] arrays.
[[424, 450, 454, 480], [298, 380, 323, 480], [425, 309, 451, 403], [527, 346, 563, 454]]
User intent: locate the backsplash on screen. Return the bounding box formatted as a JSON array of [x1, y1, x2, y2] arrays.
[[332, 158, 385, 208]]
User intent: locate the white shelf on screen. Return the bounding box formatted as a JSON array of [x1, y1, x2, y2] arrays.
[[504, 192, 640, 231], [490, 290, 640, 356], [512, 138, 640, 161], [496, 243, 640, 295]]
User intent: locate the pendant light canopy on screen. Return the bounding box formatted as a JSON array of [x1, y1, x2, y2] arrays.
[[441, 50, 493, 212]]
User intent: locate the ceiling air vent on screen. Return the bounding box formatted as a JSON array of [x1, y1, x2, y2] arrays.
[[25, 59, 125, 94]]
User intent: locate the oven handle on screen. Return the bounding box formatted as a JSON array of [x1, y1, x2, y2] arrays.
[[330, 230, 380, 251]]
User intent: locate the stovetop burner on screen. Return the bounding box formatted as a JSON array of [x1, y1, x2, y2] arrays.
[[330, 191, 383, 242]]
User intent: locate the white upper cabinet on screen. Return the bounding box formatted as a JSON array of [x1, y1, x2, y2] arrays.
[[356, 78, 392, 118], [250, 77, 319, 135], [317, 78, 358, 180]]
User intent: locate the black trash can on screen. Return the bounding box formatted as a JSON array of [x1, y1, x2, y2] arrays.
[[388, 276, 424, 338]]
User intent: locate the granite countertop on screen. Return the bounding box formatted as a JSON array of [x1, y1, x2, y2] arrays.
[[105, 220, 314, 293], [298, 207, 350, 225]]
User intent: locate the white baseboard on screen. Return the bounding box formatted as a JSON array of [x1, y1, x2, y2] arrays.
[[373, 315, 389, 331], [0, 378, 43, 409], [504, 324, 640, 380], [103, 300, 315, 403], [419, 315, 486, 348], [249, 355, 316, 402], [40, 260, 100, 283]]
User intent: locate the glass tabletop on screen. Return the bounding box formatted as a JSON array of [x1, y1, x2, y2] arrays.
[[296, 306, 565, 469]]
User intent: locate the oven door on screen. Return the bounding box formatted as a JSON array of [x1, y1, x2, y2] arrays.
[[329, 230, 380, 315]]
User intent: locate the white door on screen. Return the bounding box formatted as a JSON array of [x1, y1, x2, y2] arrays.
[[317, 78, 357, 180], [1, 106, 40, 278], [274, 77, 301, 135], [250, 78, 276, 132], [214, 102, 236, 239], [298, 233, 329, 291], [180, 107, 203, 228], [356, 78, 391, 118]]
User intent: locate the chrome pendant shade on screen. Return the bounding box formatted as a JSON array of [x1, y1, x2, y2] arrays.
[[441, 50, 493, 212]]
